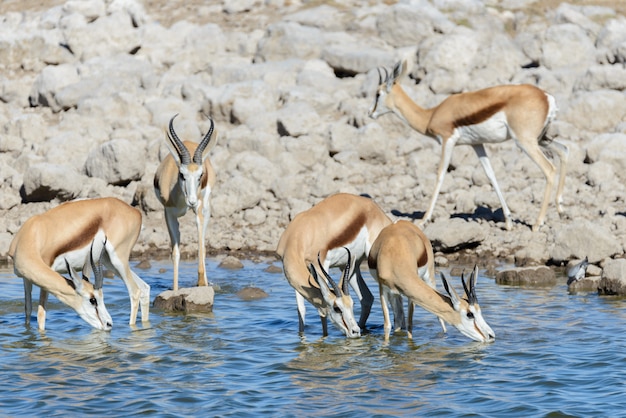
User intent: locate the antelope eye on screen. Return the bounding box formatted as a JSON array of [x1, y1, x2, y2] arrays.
[[467, 312, 475, 319], [89, 297, 97, 306], [333, 305, 342, 314]]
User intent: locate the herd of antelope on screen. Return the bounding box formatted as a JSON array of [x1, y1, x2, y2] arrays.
[[8, 56, 571, 344]]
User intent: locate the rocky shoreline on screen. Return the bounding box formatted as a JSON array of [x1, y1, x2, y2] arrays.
[[1, 1, 626, 287]]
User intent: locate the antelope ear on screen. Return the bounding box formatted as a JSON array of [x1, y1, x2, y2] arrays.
[[309, 263, 332, 301], [65, 259, 84, 292], [164, 131, 183, 166]]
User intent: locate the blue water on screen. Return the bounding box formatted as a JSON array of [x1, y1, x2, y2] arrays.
[[0, 257, 625, 416]]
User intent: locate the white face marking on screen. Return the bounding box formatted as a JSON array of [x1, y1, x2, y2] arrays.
[[454, 304, 495, 343], [178, 164, 203, 211]]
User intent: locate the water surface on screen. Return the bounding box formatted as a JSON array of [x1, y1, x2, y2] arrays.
[[1, 258, 625, 416]]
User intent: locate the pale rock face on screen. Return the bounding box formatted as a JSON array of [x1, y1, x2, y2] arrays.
[[0, 0, 625, 280]]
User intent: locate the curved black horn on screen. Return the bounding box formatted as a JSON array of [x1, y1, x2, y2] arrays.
[[193, 118, 215, 165], [470, 265, 478, 304], [168, 114, 191, 165], [340, 247, 352, 295], [92, 237, 107, 290], [461, 269, 477, 305], [318, 252, 342, 297], [376, 67, 383, 85]]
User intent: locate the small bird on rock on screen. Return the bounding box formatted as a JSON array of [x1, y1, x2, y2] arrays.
[[567, 256, 589, 285]]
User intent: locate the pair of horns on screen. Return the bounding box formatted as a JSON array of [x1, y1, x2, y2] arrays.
[[63, 237, 107, 290], [168, 114, 215, 165], [90, 237, 107, 290], [309, 247, 353, 297], [441, 265, 478, 305]]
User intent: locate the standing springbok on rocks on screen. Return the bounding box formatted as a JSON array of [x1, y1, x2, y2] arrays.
[[154, 114, 218, 291], [277, 193, 402, 338], [368, 220, 495, 342], [8, 197, 150, 330], [369, 58, 569, 231]]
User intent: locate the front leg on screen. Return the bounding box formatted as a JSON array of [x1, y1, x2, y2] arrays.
[[349, 267, 374, 330], [37, 288, 49, 331], [195, 200, 210, 287], [421, 137, 457, 226], [165, 210, 181, 291], [130, 270, 151, 323], [295, 290, 307, 333]]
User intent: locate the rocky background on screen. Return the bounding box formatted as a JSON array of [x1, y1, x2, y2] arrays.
[[1, 0, 625, 281]]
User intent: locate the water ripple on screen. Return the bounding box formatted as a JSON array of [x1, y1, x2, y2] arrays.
[[2, 261, 626, 415]]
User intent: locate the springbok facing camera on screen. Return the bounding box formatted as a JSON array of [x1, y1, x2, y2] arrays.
[[369, 58, 569, 231], [277, 193, 403, 337], [8, 197, 150, 330], [154, 115, 218, 291], [368, 220, 495, 342]]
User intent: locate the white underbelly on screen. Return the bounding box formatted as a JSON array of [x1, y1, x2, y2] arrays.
[[454, 111, 509, 145], [325, 226, 370, 268]]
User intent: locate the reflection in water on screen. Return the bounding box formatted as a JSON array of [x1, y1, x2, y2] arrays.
[[1, 259, 626, 415]]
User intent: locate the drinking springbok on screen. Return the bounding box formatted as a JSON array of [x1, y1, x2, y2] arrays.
[[368, 220, 495, 342], [8, 197, 150, 330], [277, 193, 405, 337]]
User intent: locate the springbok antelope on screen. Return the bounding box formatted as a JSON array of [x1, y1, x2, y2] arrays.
[[369, 58, 569, 231], [277, 193, 401, 337], [8, 197, 150, 330], [368, 220, 495, 342], [154, 114, 218, 291]]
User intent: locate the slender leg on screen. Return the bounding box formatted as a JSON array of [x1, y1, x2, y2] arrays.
[[389, 293, 405, 331], [515, 139, 557, 231], [23, 279, 32, 326], [131, 271, 151, 323], [320, 315, 328, 337], [407, 301, 414, 340], [421, 137, 457, 226], [472, 144, 513, 230], [380, 283, 392, 340], [202, 202, 212, 285], [545, 140, 569, 214], [37, 288, 49, 331], [349, 267, 374, 329], [295, 291, 306, 333], [164, 210, 181, 291], [195, 209, 208, 287]]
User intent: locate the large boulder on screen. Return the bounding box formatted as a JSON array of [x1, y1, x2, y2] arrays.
[[495, 266, 557, 286], [153, 286, 215, 314], [598, 258, 626, 296]]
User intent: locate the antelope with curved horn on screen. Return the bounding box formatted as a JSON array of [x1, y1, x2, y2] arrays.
[[368, 220, 495, 342], [369, 58, 569, 231], [305, 248, 360, 338], [154, 114, 218, 291], [62, 237, 109, 329], [8, 197, 150, 330], [277, 193, 402, 337]]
